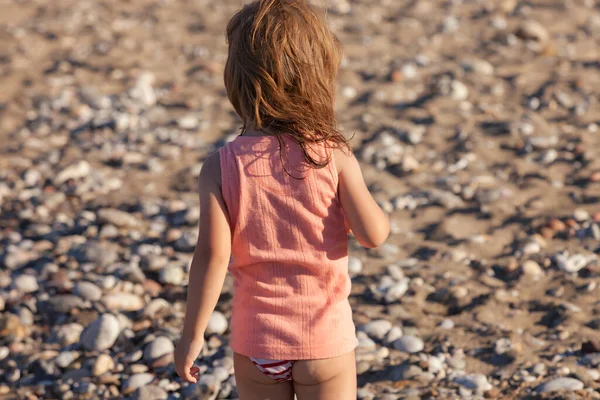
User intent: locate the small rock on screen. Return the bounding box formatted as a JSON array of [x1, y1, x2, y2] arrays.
[[454, 374, 493, 393], [495, 338, 512, 355], [54, 323, 85, 346], [363, 320, 392, 341], [393, 335, 424, 353], [92, 354, 114, 376], [159, 265, 185, 286], [556, 253, 589, 273], [97, 208, 142, 228], [462, 59, 494, 76], [536, 377, 584, 393], [451, 80, 469, 101], [80, 314, 120, 351], [144, 337, 175, 362], [74, 281, 103, 302], [574, 209, 590, 222], [44, 295, 85, 314], [517, 20, 549, 42], [132, 385, 168, 400], [55, 161, 91, 185], [55, 351, 79, 368], [522, 260, 543, 278], [384, 326, 403, 344], [123, 373, 155, 395], [384, 280, 409, 303], [177, 116, 199, 130], [13, 275, 38, 293], [102, 293, 144, 312], [206, 311, 228, 335], [440, 319, 455, 329], [348, 257, 363, 276]]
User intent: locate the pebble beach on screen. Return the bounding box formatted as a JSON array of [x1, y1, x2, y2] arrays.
[[1, 0, 600, 399]]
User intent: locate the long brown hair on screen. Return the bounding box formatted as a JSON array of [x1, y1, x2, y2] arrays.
[[224, 0, 350, 168]]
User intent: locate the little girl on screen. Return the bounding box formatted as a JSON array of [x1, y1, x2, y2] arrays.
[[174, 1, 390, 399]]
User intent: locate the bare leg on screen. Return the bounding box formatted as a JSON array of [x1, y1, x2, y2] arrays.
[[233, 353, 295, 400], [292, 350, 356, 400]]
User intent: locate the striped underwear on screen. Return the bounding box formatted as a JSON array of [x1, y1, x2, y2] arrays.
[[250, 358, 295, 382]]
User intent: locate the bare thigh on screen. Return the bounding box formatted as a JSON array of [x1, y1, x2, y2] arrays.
[[233, 353, 295, 400], [292, 350, 356, 400]]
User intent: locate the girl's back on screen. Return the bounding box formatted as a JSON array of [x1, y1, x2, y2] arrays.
[[220, 135, 357, 360]]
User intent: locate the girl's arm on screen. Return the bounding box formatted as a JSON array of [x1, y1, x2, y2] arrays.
[[175, 152, 232, 383], [335, 148, 390, 248]]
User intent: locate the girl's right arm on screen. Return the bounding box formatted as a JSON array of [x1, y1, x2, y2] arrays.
[[336, 148, 390, 248]]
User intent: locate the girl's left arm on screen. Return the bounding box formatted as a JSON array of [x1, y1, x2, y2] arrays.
[[175, 152, 232, 383]]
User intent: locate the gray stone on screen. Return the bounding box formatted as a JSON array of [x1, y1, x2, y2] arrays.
[[80, 314, 120, 351], [97, 208, 142, 228], [517, 20, 549, 42], [348, 257, 363, 276], [92, 353, 114, 376], [132, 385, 168, 400], [55, 161, 90, 185], [384, 280, 409, 303], [144, 337, 174, 361], [212, 366, 230, 382], [13, 275, 38, 293], [384, 326, 403, 344], [393, 335, 424, 353], [123, 373, 155, 395], [44, 295, 85, 314], [440, 319, 455, 329], [536, 377, 584, 393], [102, 293, 144, 312], [206, 311, 228, 335], [522, 260, 543, 278], [159, 265, 185, 286], [454, 374, 493, 393], [363, 320, 392, 341], [55, 351, 80, 368], [74, 281, 103, 302], [392, 364, 423, 380], [556, 253, 589, 273], [54, 323, 85, 346]]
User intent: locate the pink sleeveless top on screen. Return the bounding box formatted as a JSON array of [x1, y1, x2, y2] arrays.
[[219, 135, 358, 360]]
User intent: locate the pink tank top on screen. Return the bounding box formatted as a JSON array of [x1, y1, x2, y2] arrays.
[[219, 135, 358, 360]]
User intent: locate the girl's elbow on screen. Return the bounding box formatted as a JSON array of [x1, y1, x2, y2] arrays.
[[361, 222, 390, 249]]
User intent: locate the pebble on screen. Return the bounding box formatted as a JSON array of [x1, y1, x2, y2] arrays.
[[13, 275, 39, 293], [348, 256, 363, 276], [363, 320, 392, 340], [536, 377, 584, 393], [454, 374, 493, 393], [144, 336, 175, 361], [74, 281, 103, 302], [384, 326, 403, 344], [393, 335, 424, 354], [80, 314, 120, 351], [555, 253, 589, 273], [55, 161, 90, 185], [102, 293, 144, 312], [522, 260, 543, 278], [517, 20, 549, 42], [55, 351, 79, 368], [206, 311, 228, 335], [123, 373, 155, 395], [97, 208, 142, 228], [384, 280, 410, 303], [54, 323, 85, 346], [440, 319, 455, 329], [92, 354, 114, 376], [132, 385, 168, 400], [159, 265, 185, 286]]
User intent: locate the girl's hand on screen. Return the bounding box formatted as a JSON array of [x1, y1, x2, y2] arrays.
[[174, 336, 204, 383]]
